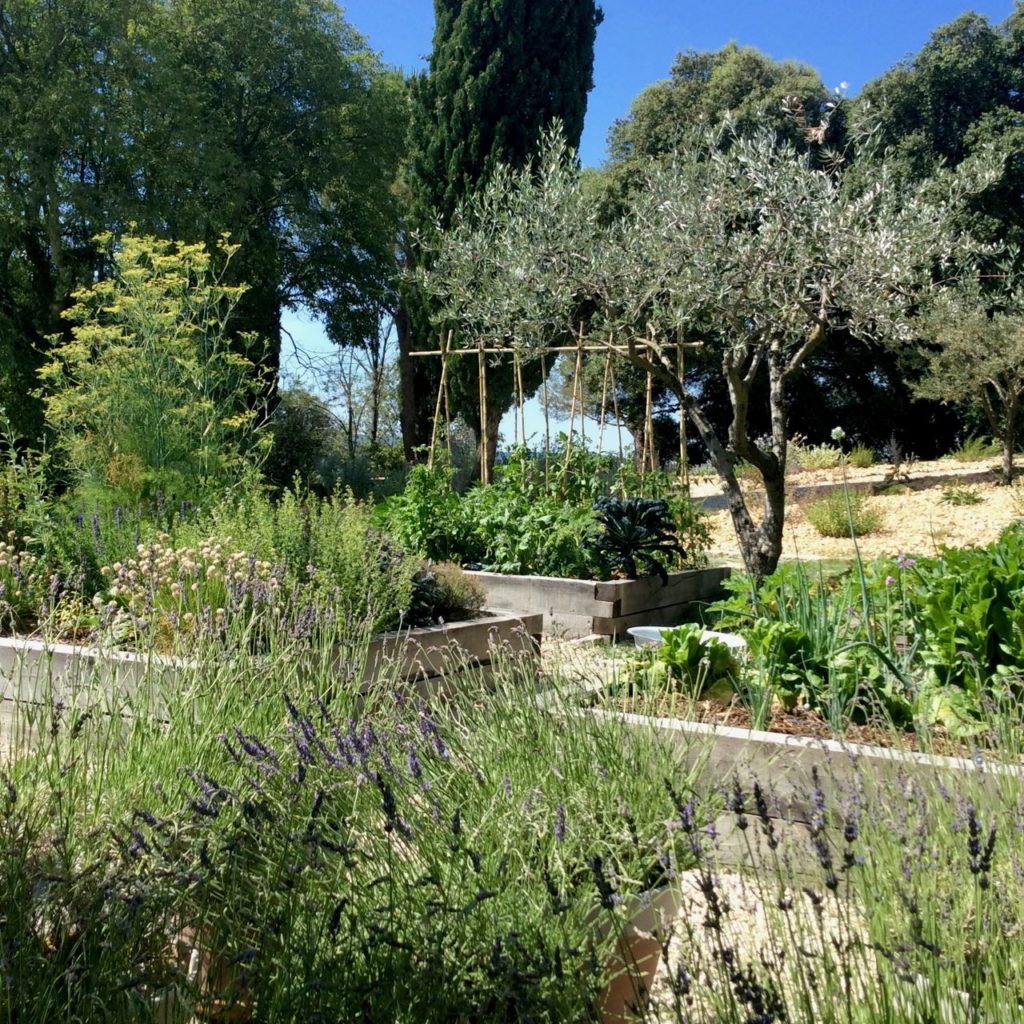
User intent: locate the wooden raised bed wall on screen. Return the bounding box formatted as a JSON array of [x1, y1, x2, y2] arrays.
[[466, 568, 730, 639], [0, 612, 543, 755]]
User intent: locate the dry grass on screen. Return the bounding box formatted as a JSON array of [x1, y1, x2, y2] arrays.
[[700, 460, 1019, 565]]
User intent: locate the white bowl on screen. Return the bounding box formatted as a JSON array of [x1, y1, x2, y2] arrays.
[[626, 626, 747, 652]]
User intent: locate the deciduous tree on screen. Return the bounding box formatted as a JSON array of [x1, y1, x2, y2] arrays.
[[915, 279, 1024, 483]]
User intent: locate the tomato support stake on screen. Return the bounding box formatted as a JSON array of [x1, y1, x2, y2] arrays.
[[409, 334, 697, 486]]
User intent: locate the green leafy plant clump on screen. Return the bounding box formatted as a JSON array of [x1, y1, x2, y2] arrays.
[[848, 444, 875, 468], [381, 448, 712, 580], [940, 481, 985, 506], [706, 524, 1024, 738], [624, 624, 739, 703], [584, 496, 684, 582], [950, 436, 1001, 462], [39, 235, 270, 507], [804, 490, 881, 537], [792, 443, 842, 470]]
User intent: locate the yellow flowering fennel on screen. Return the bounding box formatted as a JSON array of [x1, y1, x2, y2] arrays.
[[39, 234, 270, 503]]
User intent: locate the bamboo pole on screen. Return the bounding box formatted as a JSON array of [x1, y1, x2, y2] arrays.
[[643, 369, 655, 476], [443, 349, 452, 456], [677, 338, 690, 496], [478, 342, 489, 485], [596, 344, 611, 455], [408, 340, 702, 357], [577, 328, 587, 452], [608, 342, 624, 462], [564, 327, 584, 475], [514, 351, 526, 447], [540, 352, 550, 487], [427, 331, 451, 469]]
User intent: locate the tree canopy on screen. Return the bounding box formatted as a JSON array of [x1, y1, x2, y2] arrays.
[[0, 0, 405, 438], [420, 128, 996, 577]]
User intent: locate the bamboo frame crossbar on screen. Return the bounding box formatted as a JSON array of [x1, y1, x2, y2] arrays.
[[409, 341, 702, 357]]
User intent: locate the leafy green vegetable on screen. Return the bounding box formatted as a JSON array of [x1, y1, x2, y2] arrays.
[[584, 497, 684, 582]]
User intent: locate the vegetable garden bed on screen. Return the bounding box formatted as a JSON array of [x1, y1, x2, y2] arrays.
[[468, 567, 730, 639], [574, 700, 1023, 825]]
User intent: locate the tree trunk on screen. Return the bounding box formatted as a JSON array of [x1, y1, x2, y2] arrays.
[[478, 398, 503, 482], [1002, 394, 1018, 484]]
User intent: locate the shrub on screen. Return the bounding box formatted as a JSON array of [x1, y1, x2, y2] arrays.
[[379, 460, 477, 565], [1013, 479, 1024, 517], [793, 443, 842, 470], [848, 444, 875, 469], [408, 561, 486, 625], [90, 488, 421, 650], [940, 481, 984, 506], [122, 675, 704, 1023], [804, 490, 880, 537], [950, 436, 1000, 462], [667, 494, 713, 568], [38, 234, 269, 506]]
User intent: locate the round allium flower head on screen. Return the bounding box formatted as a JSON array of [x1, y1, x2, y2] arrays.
[[885, 576, 896, 586], [831, 427, 846, 442]]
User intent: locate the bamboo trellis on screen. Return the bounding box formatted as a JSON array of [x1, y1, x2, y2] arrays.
[[412, 333, 699, 493]]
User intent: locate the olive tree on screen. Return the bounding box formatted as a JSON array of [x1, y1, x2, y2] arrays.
[[421, 129, 995, 579], [915, 279, 1024, 483]]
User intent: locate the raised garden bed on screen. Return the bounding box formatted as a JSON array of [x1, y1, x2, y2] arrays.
[[466, 567, 730, 639], [0, 612, 542, 753], [576, 701, 1023, 825]]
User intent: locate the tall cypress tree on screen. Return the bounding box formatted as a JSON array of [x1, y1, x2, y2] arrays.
[[398, 0, 602, 471]]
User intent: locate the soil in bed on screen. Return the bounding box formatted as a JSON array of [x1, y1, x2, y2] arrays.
[[595, 690, 1021, 763]]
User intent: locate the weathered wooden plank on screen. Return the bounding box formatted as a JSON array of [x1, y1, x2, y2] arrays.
[[544, 610, 602, 639], [592, 568, 728, 608], [467, 568, 729, 639], [465, 572, 612, 618], [0, 613, 544, 717], [591, 603, 697, 638], [359, 612, 542, 681], [610, 568, 730, 617]]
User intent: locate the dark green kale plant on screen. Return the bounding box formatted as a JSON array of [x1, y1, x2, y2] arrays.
[[585, 497, 685, 583]]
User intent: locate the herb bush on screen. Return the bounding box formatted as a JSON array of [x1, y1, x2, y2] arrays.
[[847, 443, 875, 469], [792, 442, 842, 470], [382, 447, 711, 579], [38, 235, 269, 507], [0, 482, 479, 648], [951, 436, 1001, 462], [803, 490, 880, 538], [656, 769, 1024, 1023], [0, 644, 708, 1023], [940, 481, 984, 505]]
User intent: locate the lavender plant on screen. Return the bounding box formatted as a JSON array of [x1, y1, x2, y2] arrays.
[[0, 637, 711, 1023], [655, 765, 1024, 1023]]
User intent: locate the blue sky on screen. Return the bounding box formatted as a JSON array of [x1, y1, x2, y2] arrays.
[[287, 0, 1017, 446]]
